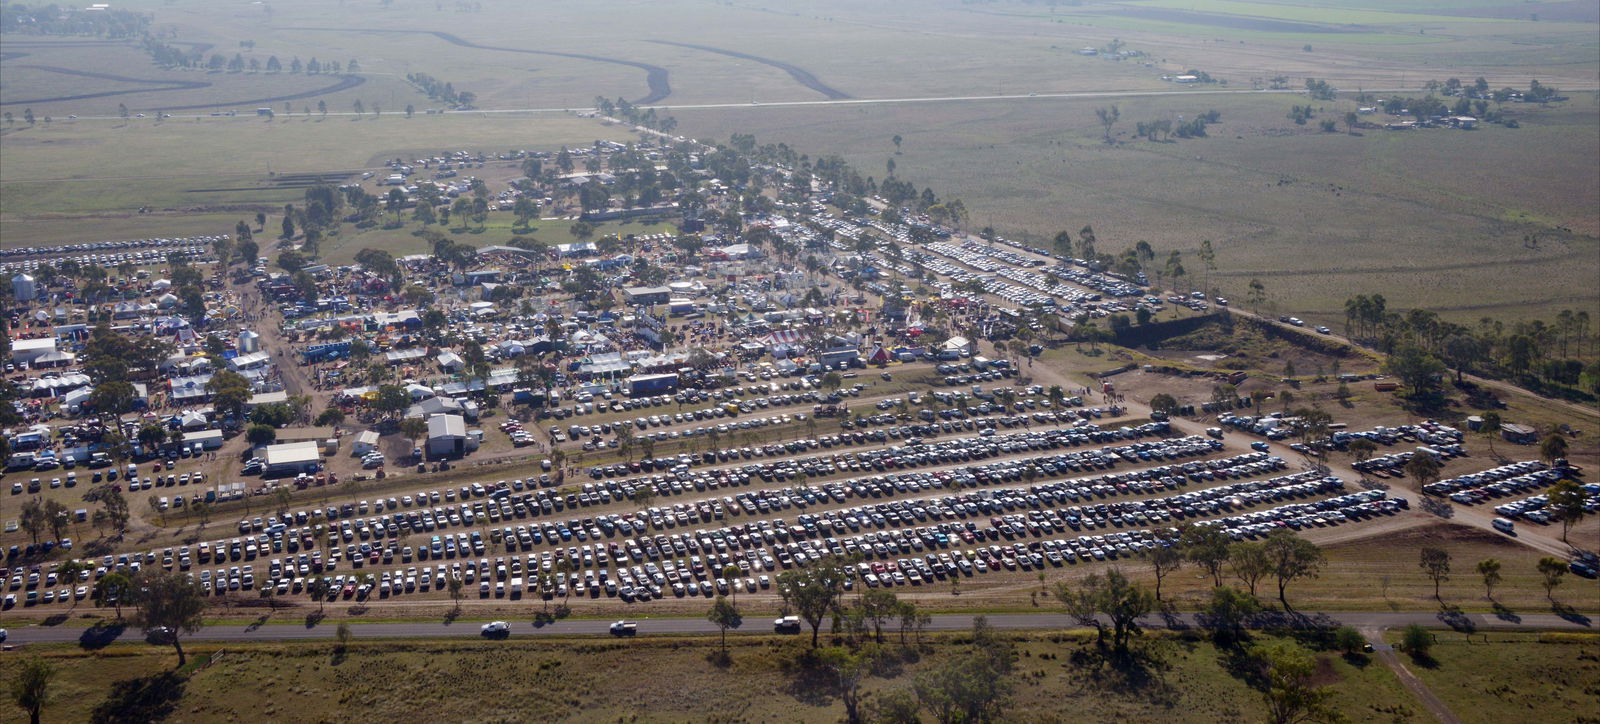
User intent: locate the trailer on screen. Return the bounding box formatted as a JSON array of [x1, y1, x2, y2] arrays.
[[627, 373, 679, 396]]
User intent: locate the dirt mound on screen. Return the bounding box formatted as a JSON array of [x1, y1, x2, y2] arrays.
[[1324, 519, 1518, 552]]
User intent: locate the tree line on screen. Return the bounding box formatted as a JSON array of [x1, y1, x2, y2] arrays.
[[0, 4, 150, 37], [1345, 293, 1599, 399], [407, 73, 477, 109], [143, 38, 359, 76], [594, 96, 678, 134]]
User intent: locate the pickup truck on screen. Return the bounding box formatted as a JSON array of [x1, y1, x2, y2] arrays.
[[773, 615, 802, 633], [609, 620, 638, 636]]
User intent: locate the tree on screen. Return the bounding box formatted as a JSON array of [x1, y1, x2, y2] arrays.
[[1149, 543, 1184, 601], [1053, 567, 1153, 654], [447, 573, 464, 615], [707, 595, 739, 653], [1252, 640, 1339, 724], [1547, 479, 1587, 543], [89, 380, 138, 417], [1404, 452, 1442, 490], [9, 657, 54, 724], [914, 617, 1014, 723], [128, 568, 208, 667], [335, 622, 353, 653], [1333, 626, 1366, 655], [1478, 411, 1502, 458], [1419, 546, 1451, 601], [1148, 393, 1180, 417], [776, 554, 852, 648], [1247, 277, 1267, 312], [1398, 624, 1434, 662], [93, 571, 132, 618], [1385, 344, 1447, 394], [1539, 434, 1568, 465], [1203, 586, 1261, 647], [55, 561, 86, 608], [858, 588, 900, 643], [1182, 525, 1232, 587], [19, 500, 46, 545], [307, 576, 331, 614], [1230, 541, 1271, 598], [1536, 557, 1566, 600], [246, 424, 277, 447], [1095, 104, 1120, 141], [818, 645, 874, 724], [1347, 438, 1377, 472], [1263, 530, 1323, 609], [1476, 558, 1502, 600]]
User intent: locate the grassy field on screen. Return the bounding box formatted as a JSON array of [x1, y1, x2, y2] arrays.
[[1390, 631, 1600, 724], [1, 628, 1531, 723], [0, 113, 636, 245], [669, 90, 1599, 324]]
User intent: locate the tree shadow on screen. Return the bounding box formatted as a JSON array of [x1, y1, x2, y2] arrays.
[[1490, 602, 1520, 623], [79, 621, 126, 650], [304, 611, 325, 628], [41, 613, 70, 626], [89, 671, 187, 724], [1436, 605, 1475, 634], [706, 649, 733, 669], [1418, 497, 1454, 519], [1551, 602, 1592, 627], [1406, 649, 1441, 670], [245, 614, 270, 632], [1341, 652, 1372, 669]]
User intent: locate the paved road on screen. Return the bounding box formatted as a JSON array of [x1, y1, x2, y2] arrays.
[[46, 85, 1600, 123], [3, 610, 1589, 645]]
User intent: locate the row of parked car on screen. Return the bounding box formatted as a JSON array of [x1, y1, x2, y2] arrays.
[[1422, 460, 1554, 497]]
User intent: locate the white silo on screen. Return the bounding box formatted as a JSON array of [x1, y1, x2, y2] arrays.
[[11, 273, 37, 302], [237, 329, 261, 354]]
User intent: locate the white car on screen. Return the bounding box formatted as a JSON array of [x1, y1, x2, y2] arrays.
[[481, 621, 510, 635]]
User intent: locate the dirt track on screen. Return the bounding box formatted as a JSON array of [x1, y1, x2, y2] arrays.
[[647, 40, 850, 99], [281, 27, 673, 104], [1, 64, 211, 105], [150, 73, 367, 112]]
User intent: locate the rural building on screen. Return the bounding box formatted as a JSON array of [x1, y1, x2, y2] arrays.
[[426, 414, 469, 459], [351, 430, 381, 456], [10, 337, 57, 365], [1500, 423, 1538, 444], [181, 429, 225, 451], [622, 286, 671, 306], [262, 440, 321, 476]]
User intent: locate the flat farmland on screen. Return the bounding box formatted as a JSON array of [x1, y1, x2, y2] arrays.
[[0, 113, 635, 244], [0, 39, 411, 118], [669, 90, 1600, 323]]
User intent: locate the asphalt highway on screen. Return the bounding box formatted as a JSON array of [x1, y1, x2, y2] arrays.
[[3, 610, 1590, 645]]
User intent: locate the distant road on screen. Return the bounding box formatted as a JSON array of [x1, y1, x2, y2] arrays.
[[3, 610, 1590, 645], [55, 85, 1600, 123]]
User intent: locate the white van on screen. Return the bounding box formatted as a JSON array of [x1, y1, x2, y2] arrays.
[[1491, 518, 1515, 534]]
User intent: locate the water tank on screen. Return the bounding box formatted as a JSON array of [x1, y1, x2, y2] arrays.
[[237, 330, 261, 354], [11, 273, 36, 302]]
